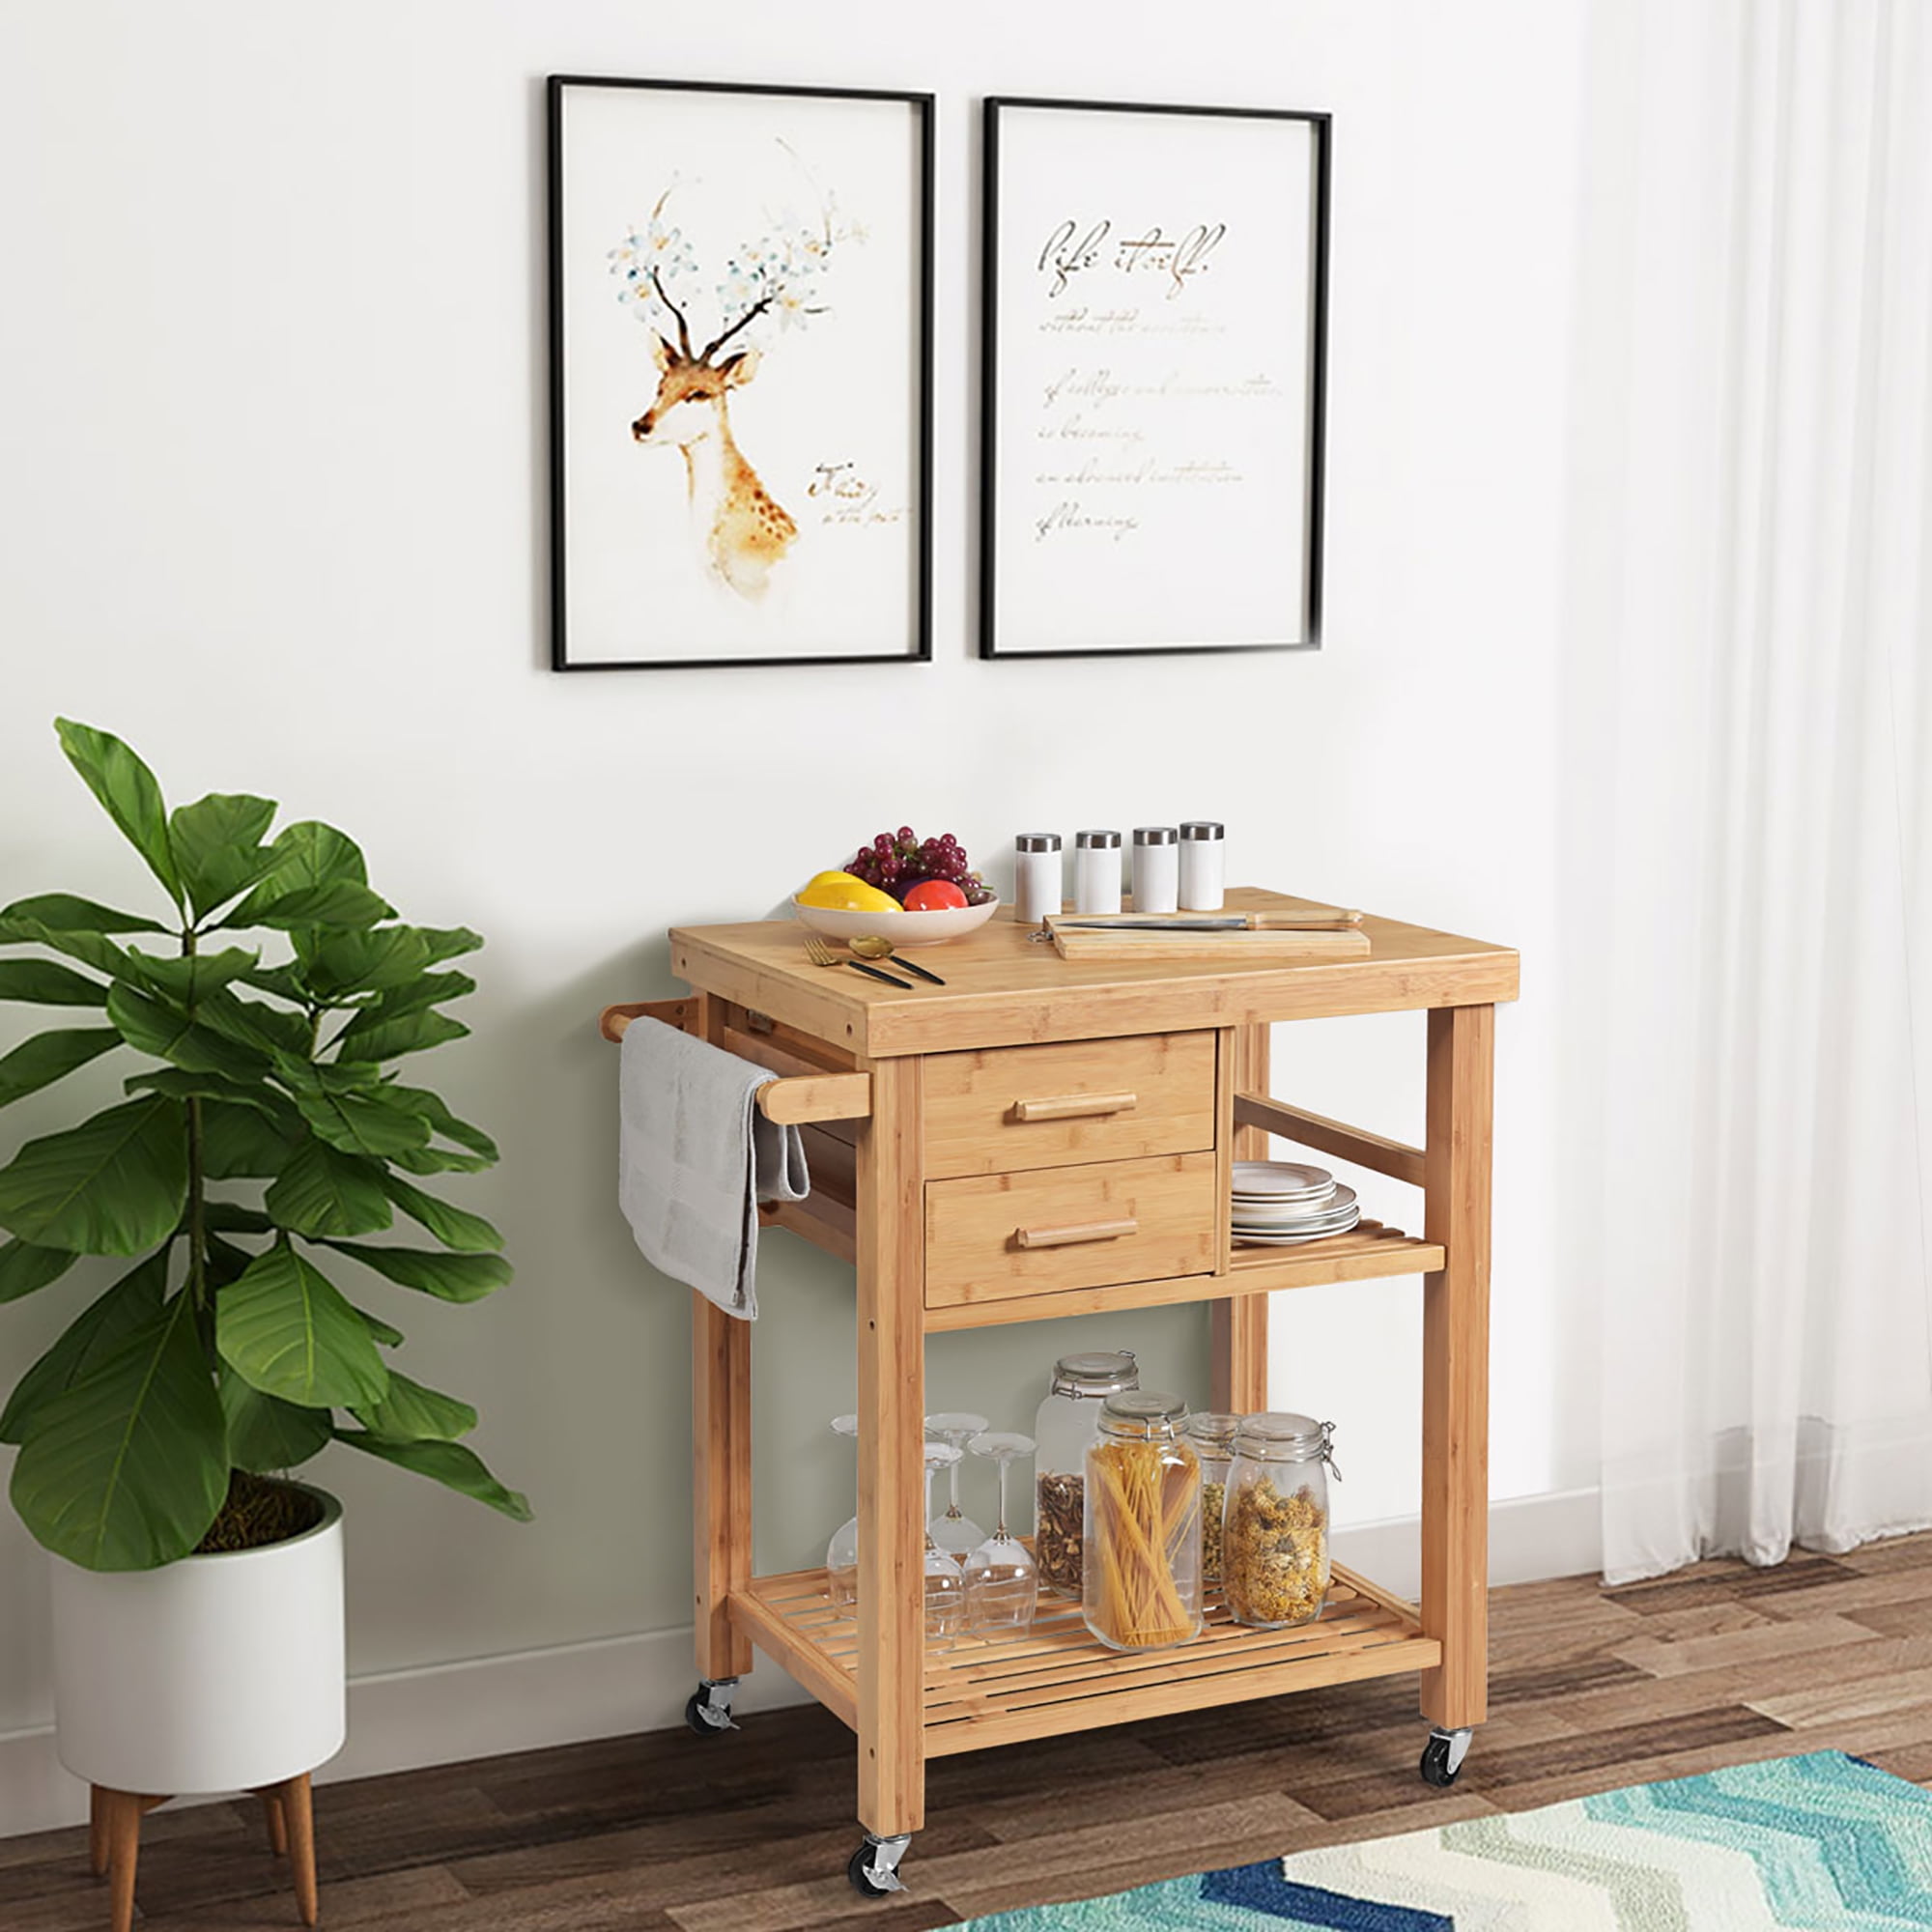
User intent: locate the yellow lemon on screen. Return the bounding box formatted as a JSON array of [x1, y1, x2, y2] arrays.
[[797, 870, 901, 914]]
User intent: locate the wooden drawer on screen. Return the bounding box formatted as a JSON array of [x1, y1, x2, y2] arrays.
[[923, 1032, 1216, 1179], [924, 1152, 1217, 1310]]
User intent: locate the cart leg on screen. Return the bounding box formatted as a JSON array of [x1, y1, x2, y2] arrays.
[[1420, 1003, 1493, 1741], [1212, 1022, 1272, 1412], [855, 1055, 926, 1861], [692, 1291, 754, 1687]]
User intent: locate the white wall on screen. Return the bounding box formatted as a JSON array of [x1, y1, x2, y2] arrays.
[[0, 0, 1588, 1832]]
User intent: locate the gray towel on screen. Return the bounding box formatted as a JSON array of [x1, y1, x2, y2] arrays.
[[617, 1018, 810, 1320]]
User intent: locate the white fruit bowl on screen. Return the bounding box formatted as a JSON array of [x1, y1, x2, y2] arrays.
[[789, 896, 1002, 948]]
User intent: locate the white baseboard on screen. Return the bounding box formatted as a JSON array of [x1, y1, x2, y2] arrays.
[[0, 1486, 1601, 1841]]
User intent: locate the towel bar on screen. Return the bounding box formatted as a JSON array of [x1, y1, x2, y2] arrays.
[[600, 1001, 872, 1125]]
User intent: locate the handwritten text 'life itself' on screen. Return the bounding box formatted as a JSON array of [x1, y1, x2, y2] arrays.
[[1037, 220, 1227, 300]]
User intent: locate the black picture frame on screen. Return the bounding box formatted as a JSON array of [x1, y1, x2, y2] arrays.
[[548, 75, 936, 672], [979, 97, 1332, 662]]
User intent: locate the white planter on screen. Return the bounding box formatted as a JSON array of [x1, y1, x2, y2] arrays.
[[51, 1483, 346, 1796]]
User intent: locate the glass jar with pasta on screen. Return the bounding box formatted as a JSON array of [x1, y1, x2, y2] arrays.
[[1082, 1392, 1203, 1652], [1223, 1414, 1339, 1631]]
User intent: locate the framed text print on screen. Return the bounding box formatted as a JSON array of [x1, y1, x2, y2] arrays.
[[548, 77, 934, 670], [980, 98, 1331, 660]]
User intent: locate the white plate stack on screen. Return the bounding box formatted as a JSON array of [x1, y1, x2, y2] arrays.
[[1231, 1162, 1361, 1245]]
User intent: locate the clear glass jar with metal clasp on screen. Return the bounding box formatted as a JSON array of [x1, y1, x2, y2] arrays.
[[1181, 1411, 1240, 1590], [1033, 1350, 1139, 1599], [1223, 1413, 1340, 1630], [1083, 1392, 1203, 1653]]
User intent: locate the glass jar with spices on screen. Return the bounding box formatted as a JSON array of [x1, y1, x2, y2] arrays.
[[1181, 1411, 1240, 1590], [1083, 1392, 1204, 1653], [1033, 1350, 1139, 1599], [1223, 1414, 1340, 1631]]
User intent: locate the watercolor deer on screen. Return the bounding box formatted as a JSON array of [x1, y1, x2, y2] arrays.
[[631, 301, 798, 601], [614, 177, 849, 601]]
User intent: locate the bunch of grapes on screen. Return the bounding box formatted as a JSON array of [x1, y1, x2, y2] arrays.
[[846, 827, 996, 905]]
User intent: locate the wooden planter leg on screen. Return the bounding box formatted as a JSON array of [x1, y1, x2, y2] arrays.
[[856, 1055, 925, 1845], [99, 1790, 165, 1932], [1420, 1003, 1494, 1734], [279, 1773, 319, 1927], [258, 1785, 289, 1857]]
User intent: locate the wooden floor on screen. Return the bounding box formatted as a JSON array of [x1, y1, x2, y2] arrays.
[[8, 1534, 1932, 1930]]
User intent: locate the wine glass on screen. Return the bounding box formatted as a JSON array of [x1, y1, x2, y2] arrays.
[[924, 1410, 989, 1559], [825, 1413, 861, 1606], [963, 1432, 1038, 1633], [923, 1442, 967, 1645]]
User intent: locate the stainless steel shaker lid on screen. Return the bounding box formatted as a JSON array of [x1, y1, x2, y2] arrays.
[[1075, 829, 1122, 848], [1015, 832, 1062, 852], [1179, 820, 1225, 840], [1133, 825, 1179, 845]]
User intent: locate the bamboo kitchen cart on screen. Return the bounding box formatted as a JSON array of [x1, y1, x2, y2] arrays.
[[600, 888, 1518, 1896]]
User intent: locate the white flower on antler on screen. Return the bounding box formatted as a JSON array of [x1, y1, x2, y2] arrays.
[[610, 165, 861, 354]]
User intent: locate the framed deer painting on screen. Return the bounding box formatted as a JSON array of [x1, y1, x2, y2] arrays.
[[979, 98, 1331, 660], [548, 77, 934, 670]]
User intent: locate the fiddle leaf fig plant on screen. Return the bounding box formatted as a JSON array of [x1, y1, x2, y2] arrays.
[[0, 720, 529, 1572]]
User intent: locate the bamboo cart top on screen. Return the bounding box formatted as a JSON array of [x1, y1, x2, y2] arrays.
[[665, 888, 1520, 1059]]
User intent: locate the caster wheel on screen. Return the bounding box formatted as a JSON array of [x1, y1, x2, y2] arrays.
[[684, 1682, 737, 1737], [1420, 1730, 1470, 1787], [848, 1845, 895, 1897], [846, 1836, 911, 1897]]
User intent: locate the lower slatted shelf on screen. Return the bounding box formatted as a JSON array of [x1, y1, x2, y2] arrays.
[[734, 1561, 1439, 1755]]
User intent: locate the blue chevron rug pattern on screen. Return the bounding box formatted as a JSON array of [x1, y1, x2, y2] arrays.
[[958, 1752, 1932, 1928]]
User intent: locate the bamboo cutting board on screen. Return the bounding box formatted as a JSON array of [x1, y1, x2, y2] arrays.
[[1046, 921, 1373, 963]]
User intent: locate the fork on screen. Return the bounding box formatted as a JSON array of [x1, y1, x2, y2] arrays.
[[803, 935, 914, 988]]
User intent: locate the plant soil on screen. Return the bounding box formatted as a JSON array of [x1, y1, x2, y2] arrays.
[[193, 1471, 326, 1555]]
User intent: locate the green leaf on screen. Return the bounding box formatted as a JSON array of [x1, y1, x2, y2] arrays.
[[0, 1096, 187, 1254], [266, 1138, 394, 1237], [205, 1232, 258, 1287], [121, 947, 261, 1006], [228, 821, 375, 927], [332, 1430, 530, 1520], [55, 719, 183, 912], [0, 959, 108, 1007], [105, 981, 269, 1084], [0, 894, 167, 937], [168, 792, 277, 920], [322, 1242, 509, 1303], [388, 1086, 498, 1165], [333, 1008, 469, 1064], [387, 1144, 492, 1176], [203, 1202, 272, 1235], [217, 1244, 390, 1409], [418, 927, 485, 967], [381, 1174, 502, 1254], [299, 927, 434, 1000], [0, 1238, 77, 1305], [0, 1251, 170, 1443], [10, 1291, 227, 1570], [194, 985, 313, 1059], [292, 1083, 432, 1159], [0, 1028, 122, 1107], [240, 882, 395, 930], [357, 1307, 405, 1349], [2, 919, 130, 979], [352, 1371, 476, 1442], [201, 1098, 301, 1180], [357, 971, 477, 1021], [218, 1365, 330, 1472], [239, 961, 312, 1006]]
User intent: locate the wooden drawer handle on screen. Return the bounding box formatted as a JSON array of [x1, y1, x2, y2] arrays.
[[1011, 1092, 1139, 1122], [1015, 1217, 1140, 1249]]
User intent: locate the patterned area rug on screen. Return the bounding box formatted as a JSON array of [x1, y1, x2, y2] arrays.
[[959, 1752, 1932, 1927]]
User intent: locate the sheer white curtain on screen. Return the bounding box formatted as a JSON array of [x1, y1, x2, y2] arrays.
[[1568, 0, 1932, 1583]]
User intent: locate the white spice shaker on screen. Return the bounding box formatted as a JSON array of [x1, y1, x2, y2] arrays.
[[1179, 820, 1226, 911], [1073, 829, 1123, 915], [1132, 827, 1179, 914], [1013, 832, 1063, 924]]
